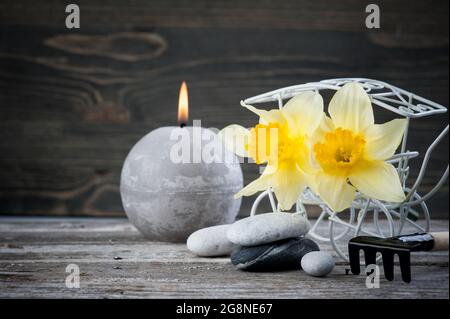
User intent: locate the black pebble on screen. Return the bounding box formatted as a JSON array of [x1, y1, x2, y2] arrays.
[[231, 237, 320, 271]]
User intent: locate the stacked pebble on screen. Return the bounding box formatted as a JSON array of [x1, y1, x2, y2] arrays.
[[227, 212, 318, 271], [186, 212, 334, 277]]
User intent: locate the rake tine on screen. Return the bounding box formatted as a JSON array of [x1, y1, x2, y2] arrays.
[[348, 244, 361, 275], [398, 251, 412, 283], [364, 249, 377, 268], [381, 250, 395, 281]]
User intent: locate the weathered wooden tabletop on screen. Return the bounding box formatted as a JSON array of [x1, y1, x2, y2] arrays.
[[0, 217, 448, 299]]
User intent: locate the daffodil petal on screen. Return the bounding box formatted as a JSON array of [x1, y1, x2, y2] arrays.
[[315, 172, 356, 212], [349, 161, 406, 203], [218, 124, 249, 158], [329, 82, 374, 133], [364, 119, 407, 160], [310, 113, 335, 146], [234, 169, 273, 198], [271, 166, 307, 211], [282, 91, 324, 136], [302, 167, 320, 194], [296, 152, 317, 175], [241, 101, 285, 125]]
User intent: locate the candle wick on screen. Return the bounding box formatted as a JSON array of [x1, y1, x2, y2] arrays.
[[180, 123, 186, 128]]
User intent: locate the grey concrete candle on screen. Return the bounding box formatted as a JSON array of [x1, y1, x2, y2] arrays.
[[120, 126, 243, 242]]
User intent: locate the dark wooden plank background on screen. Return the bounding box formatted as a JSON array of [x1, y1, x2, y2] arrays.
[[0, 0, 448, 217]]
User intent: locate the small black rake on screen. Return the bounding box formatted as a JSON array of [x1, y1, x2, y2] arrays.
[[348, 232, 449, 283]]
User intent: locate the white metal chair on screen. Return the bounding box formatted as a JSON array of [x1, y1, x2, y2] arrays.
[[245, 78, 449, 261]]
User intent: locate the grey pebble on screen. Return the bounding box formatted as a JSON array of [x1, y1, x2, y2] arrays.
[[301, 251, 335, 277], [227, 212, 310, 246]]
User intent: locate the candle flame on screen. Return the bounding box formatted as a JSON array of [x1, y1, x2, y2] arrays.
[[178, 81, 189, 125]]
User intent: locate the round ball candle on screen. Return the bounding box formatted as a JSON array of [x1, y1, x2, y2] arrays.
[[120, 82, 243, 242]]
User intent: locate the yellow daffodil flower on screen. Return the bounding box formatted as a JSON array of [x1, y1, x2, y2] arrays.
[[311, 82, 407, 212], [219, 91, 324, 210]]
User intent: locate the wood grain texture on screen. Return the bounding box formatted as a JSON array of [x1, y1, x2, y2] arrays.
[[0, 0, 448, 217], [0, 217, 448, 299]]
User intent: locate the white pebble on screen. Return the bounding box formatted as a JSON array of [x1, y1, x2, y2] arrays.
[[187, 225, 234, 257], [301, 251, 334, 277]]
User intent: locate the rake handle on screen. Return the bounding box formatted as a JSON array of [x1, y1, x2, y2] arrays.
[[431, 232, 449, 251]]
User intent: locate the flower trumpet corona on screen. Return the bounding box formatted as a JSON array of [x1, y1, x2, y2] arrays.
[[312, 82, 407, 212], [219, 91, 324, 210]]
